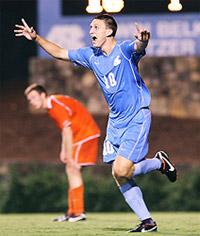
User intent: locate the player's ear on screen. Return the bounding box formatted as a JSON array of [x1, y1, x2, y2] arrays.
[[106, 28, 113, 37], [41, 92, 46, 99]]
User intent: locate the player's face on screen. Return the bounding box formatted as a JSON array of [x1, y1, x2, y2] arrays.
[[27, 90, 46, 109], [89, 19, 112, 48]]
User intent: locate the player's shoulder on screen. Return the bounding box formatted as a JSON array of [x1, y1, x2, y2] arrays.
[[76, 46, 97, 55], [50, 95, 76, 114], [50, 95, 70, 105], [116, 40, 137, 59], [83, 46, 101, 57], [53, 95, 81, 106], [118, 40, 134, 48], [51, 94, 65, 100]]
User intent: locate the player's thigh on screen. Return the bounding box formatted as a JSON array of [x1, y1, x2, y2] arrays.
[[103, 139, 119, 164], [118, 110, 151, 163], [103, 125, 121, 164], [73, 138, 99, 166]]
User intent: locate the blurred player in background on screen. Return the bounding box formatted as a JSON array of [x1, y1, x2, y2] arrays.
[[16, 14, 176, 232], [25, 84, 100, 222]]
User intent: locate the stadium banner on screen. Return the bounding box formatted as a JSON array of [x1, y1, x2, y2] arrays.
[[38, 0, 200, 57]]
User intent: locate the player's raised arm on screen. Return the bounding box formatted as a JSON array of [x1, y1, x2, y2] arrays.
[[14, 18, 69, 60], [134, 23, 150, 53]]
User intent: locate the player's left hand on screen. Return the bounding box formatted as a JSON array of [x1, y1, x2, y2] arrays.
[[134, 23, 150, 42]]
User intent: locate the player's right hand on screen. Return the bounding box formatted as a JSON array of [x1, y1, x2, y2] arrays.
[[134, 23, 150, 42], [14, 18, 37, 41]]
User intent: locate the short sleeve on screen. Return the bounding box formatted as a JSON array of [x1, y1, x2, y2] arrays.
[[120, 40, 146, 64], [48, 104, 72, 130], [68, 47, 94, 69]]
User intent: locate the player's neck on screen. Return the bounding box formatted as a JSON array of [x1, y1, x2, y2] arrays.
[[101, 38, 117, 56], [43, 97, 49, 109]]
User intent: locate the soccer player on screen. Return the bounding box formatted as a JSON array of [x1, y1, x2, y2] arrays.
[[15, 15, 177, 232], [24, 84, 100, 222]]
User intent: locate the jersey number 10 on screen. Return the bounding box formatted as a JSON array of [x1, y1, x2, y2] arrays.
[[104, 72, 117, 89]]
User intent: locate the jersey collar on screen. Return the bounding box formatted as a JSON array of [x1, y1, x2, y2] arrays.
[[47, 96, 53, 109]]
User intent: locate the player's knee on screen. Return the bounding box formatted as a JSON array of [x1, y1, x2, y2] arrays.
[[112, 165, 131, 178], [66, 162, 80, 175], [112, 156, 134, 179], [66, 163, 75, 174]]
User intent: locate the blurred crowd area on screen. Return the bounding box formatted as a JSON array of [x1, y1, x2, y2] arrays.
[[29, 56, 200, 118]]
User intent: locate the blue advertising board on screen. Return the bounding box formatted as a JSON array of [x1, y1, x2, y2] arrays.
[[38, 0, 200, 57]]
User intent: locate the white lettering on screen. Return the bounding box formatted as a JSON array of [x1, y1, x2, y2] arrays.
[[156, 20, 200, 38], [193, 21, 200, 36], [117, 22, 151, 39], [108, 72, 117, 87], [148, 39, 196, 56]]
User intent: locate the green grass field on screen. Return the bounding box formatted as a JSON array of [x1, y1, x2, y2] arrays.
[[0, 212, 199, 236]]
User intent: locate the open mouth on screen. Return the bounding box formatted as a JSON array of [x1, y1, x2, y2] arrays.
[[91, 36, 97, 42]]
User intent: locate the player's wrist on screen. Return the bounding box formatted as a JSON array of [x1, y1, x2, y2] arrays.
[[136, 38, 149, 43], [33, 34, 39, 41]]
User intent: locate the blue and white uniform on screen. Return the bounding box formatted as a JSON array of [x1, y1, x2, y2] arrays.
[[69, 40, 151, 164]]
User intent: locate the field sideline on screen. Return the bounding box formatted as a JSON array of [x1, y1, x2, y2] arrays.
[[0, 212, 199, 236]]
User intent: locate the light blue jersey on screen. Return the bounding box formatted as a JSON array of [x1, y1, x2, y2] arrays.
[[69, 40, 151, 128], [69, 40, 151, 163]]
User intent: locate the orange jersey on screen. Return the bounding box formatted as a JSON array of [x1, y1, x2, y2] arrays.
[[47, 95, 100, 144]]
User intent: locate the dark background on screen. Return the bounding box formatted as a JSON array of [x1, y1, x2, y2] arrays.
[[62, 0, 199, 15], [1, 0, 37, 89]]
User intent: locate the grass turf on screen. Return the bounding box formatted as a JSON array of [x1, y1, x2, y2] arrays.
[[0, 212, 199, 236]]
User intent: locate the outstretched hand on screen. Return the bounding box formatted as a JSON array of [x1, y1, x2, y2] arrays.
[[14, 18, 37, 40], [134, 23, 150, 42]]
